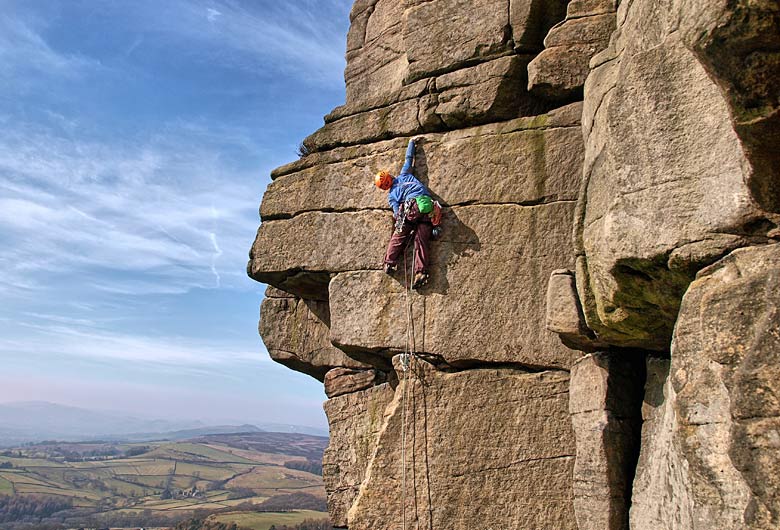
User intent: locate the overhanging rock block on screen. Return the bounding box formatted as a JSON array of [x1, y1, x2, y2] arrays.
[[259, 295, 372, 381], [576, 0, 775, 350], [248, 210, 388, 300]]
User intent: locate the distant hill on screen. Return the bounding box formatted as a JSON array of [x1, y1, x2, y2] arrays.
[[0, 401, 326, 446]]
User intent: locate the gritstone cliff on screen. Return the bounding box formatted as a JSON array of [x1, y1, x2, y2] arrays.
[[248, 1, 780, 529]]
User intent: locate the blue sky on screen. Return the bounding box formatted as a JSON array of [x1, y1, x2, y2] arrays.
[[0, 0, 353, 428]]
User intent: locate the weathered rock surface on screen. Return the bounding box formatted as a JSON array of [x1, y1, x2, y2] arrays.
[[348, 357, 577, 530], [264, 103, 582, 219], [510, 0, 569, 52], [674, 244, 780, 528], [569, 353, 644, 530], [323, 383, 395, 527], [260, 295, 373, 380], [575, 0, 779, 350], [328, 202, 581, 369], [546, 269, 604, 351], [629, 357, 693, 530]]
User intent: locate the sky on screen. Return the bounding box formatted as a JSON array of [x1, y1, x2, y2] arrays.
[[0, 0, 354, 429]]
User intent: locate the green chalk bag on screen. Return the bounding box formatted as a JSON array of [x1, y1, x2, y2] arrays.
[[415, 195, 433, 214]]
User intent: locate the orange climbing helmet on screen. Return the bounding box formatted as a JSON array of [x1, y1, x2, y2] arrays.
[[374, 170, 393, 190]]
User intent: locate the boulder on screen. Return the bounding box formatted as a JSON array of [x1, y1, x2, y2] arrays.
[[348, 357, 577, 529], [259, 296, 372, 381], [323, 383, 395, 527], [324, 368, 384, 398]]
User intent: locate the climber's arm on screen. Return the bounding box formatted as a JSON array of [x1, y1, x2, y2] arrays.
[[400, 138, 416, 174]]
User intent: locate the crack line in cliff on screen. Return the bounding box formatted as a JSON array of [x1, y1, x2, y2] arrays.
[[261, 199, 577, 222], [274, 122, 581, 179]]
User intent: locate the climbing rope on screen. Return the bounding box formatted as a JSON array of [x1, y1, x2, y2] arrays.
[[400, 235, 418, 530]]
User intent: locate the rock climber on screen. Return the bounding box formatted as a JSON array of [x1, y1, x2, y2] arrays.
[[375, 137, 438, 290]]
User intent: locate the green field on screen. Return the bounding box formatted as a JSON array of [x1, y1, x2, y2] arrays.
[[0, 433, 328, 525], [210, 509, 329, 530]]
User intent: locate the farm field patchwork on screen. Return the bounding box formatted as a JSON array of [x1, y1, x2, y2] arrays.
[[209, 509, 329, 530], [0, 432, 329, 527]]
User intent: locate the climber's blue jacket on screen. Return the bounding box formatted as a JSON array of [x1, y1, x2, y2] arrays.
[[388, 139, 430, 216]]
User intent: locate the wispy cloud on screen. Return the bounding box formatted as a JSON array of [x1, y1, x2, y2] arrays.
[[0, 12, 101, 85], [133, 0, 351, 87], [0, 319, 264, 368], [0, 118, 260, 298]]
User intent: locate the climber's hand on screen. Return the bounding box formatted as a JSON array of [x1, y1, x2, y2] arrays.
[[413, 136, 424, 144]]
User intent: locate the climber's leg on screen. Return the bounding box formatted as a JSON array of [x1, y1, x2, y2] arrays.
[[384, 222, 413, 268], [413, 221, 433, 274]]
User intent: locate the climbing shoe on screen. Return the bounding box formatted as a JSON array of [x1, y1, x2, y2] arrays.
[[412, 272, 429, 290], [384, 263, 397, 274]]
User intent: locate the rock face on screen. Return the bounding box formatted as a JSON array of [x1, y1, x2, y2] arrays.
[[350, 356, 577, 530], [631, 245, 780, 530], [248, 0, 780, 528]]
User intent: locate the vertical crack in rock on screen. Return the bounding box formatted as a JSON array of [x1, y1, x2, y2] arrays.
[[570, 352, 645, 530]]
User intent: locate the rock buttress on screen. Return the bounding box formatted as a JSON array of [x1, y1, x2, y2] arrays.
[[247, 0, 623, 527]]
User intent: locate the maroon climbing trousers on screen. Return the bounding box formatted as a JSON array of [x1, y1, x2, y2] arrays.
[[384, 200, 433, 274]]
